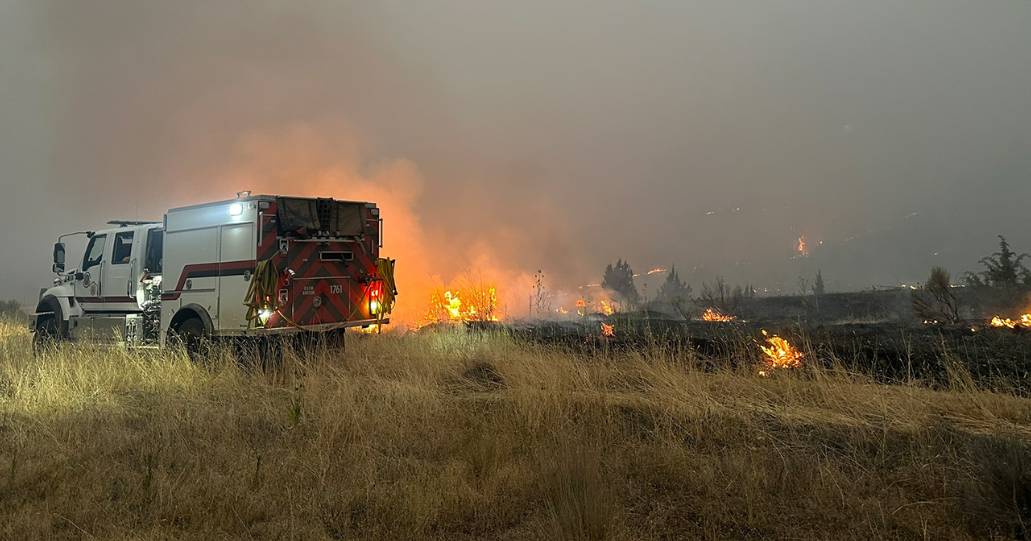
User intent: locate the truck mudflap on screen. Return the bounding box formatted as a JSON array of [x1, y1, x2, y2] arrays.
[[252, 200, 388, 330]]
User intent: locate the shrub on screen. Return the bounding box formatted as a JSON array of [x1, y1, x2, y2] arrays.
[[0, 300, 26, 322], [913, 267, 960, 323]]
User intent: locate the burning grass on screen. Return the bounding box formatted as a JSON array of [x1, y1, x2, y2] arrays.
[[701, 308, 735, 322], [414, 282, 501, 330], [2, 319, 1031, 539], [758, 330, 804, 376], [991, 314, 1031, 329]]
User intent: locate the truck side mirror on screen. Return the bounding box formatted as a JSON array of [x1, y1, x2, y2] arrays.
[[53, 242, 66, 274]]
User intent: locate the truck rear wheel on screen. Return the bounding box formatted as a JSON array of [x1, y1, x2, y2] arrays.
[[292, 330, 346, 359], [174, 317, 209, 362], [234, 337, 283, 370]]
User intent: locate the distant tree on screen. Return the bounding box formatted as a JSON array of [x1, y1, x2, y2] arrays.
[[657, 266, 692, 319], [657, 266, 691, 302], [964, 236, 1031, 288], [602, 259, 639, 309], [798, 276, 817, 316], [813, 270, 826, 296], [913, 267, 960, 323]]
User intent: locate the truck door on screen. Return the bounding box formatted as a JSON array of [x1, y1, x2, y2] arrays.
[[100, 230, 140, 311], [75, 233, 107, 305]]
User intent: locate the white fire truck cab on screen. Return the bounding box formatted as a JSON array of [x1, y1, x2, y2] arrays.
[[32, 193, 395, 352]]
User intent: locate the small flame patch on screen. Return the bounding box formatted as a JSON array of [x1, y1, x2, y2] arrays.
[[990, 314, 1031, 329], [758, 330, 803, 375], [701, 308, 735, 322]]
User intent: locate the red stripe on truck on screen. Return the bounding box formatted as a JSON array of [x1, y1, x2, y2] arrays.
[[160, 260, 256, 301]]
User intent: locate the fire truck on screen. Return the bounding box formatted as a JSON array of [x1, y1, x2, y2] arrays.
[[31, 193, 396, 353]]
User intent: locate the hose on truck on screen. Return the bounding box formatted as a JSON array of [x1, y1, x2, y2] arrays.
[[243, 259, 281, 329], [375, 258, 397, 317]]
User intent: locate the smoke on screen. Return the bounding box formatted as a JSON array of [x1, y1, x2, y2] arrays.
[[0, 1, 551, 321], [2, 1, 1031, 314], [208, 124, 538, 323]]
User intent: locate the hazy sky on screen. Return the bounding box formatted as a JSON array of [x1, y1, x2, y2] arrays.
[[2, 1, 1030, 312]]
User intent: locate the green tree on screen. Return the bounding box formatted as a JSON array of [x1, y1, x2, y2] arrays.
[[813, 270, 825, 296], [964, 236, 1031, 288], [602, 259, 639, 309], [656, 266, 691, 302]]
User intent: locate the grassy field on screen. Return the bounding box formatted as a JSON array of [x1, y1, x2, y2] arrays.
[[2, 319, 1031, 540]]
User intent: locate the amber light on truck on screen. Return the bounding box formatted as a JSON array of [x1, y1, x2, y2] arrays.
[[368, 281, 384, 315]]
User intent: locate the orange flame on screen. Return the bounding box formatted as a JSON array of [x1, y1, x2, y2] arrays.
[[601, 323, 614, 337], [701, 308, 735, 322], [599, 300, 615, 316], [758, 330, 803, 375], [415, 285, 501, 330], [646, 268, 666, 275], [990, 314, 1031, 329], [796, 236, 809, 257]]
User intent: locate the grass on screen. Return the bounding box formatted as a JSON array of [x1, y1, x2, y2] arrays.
[[2, 318, 1031, 539]]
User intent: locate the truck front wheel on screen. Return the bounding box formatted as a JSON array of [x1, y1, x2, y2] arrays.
[[32, 315, 61, 356]]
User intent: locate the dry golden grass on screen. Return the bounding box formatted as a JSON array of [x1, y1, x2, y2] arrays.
[[2, 318, 1031, 540]]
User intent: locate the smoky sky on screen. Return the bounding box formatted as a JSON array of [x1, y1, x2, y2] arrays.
[[2, 0, 1030, 309]]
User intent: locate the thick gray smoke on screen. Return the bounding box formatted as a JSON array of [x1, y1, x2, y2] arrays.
[[2, 1, 1030, 316]]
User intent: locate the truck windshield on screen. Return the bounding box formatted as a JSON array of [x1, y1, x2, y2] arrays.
[[82, 234, 106, 271]]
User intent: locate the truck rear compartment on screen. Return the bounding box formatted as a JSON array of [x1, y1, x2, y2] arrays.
[[256, 198, 384, 330]]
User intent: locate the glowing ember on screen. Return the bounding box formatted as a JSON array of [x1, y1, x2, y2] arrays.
[[556, 307, 569, 314], [701, 308, 735, 322], [576, 299, 586, 308], [601, 323, 614, 337], [990, 314, 1031, 329], [646, 268, 666, 275], [796, 236, 809, 257], [416, 285, 501, 329], [758, 330, 803, 374]]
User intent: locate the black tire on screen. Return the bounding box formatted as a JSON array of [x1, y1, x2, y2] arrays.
[[32, 315, 59, 356], [323, 330, 346, 352], [234, 337, 283, 370], [293, 330, 345, 359], [174, 317, 209, 362]]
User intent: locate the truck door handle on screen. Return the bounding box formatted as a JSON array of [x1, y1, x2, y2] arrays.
[[127, 259, 135, 297]]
